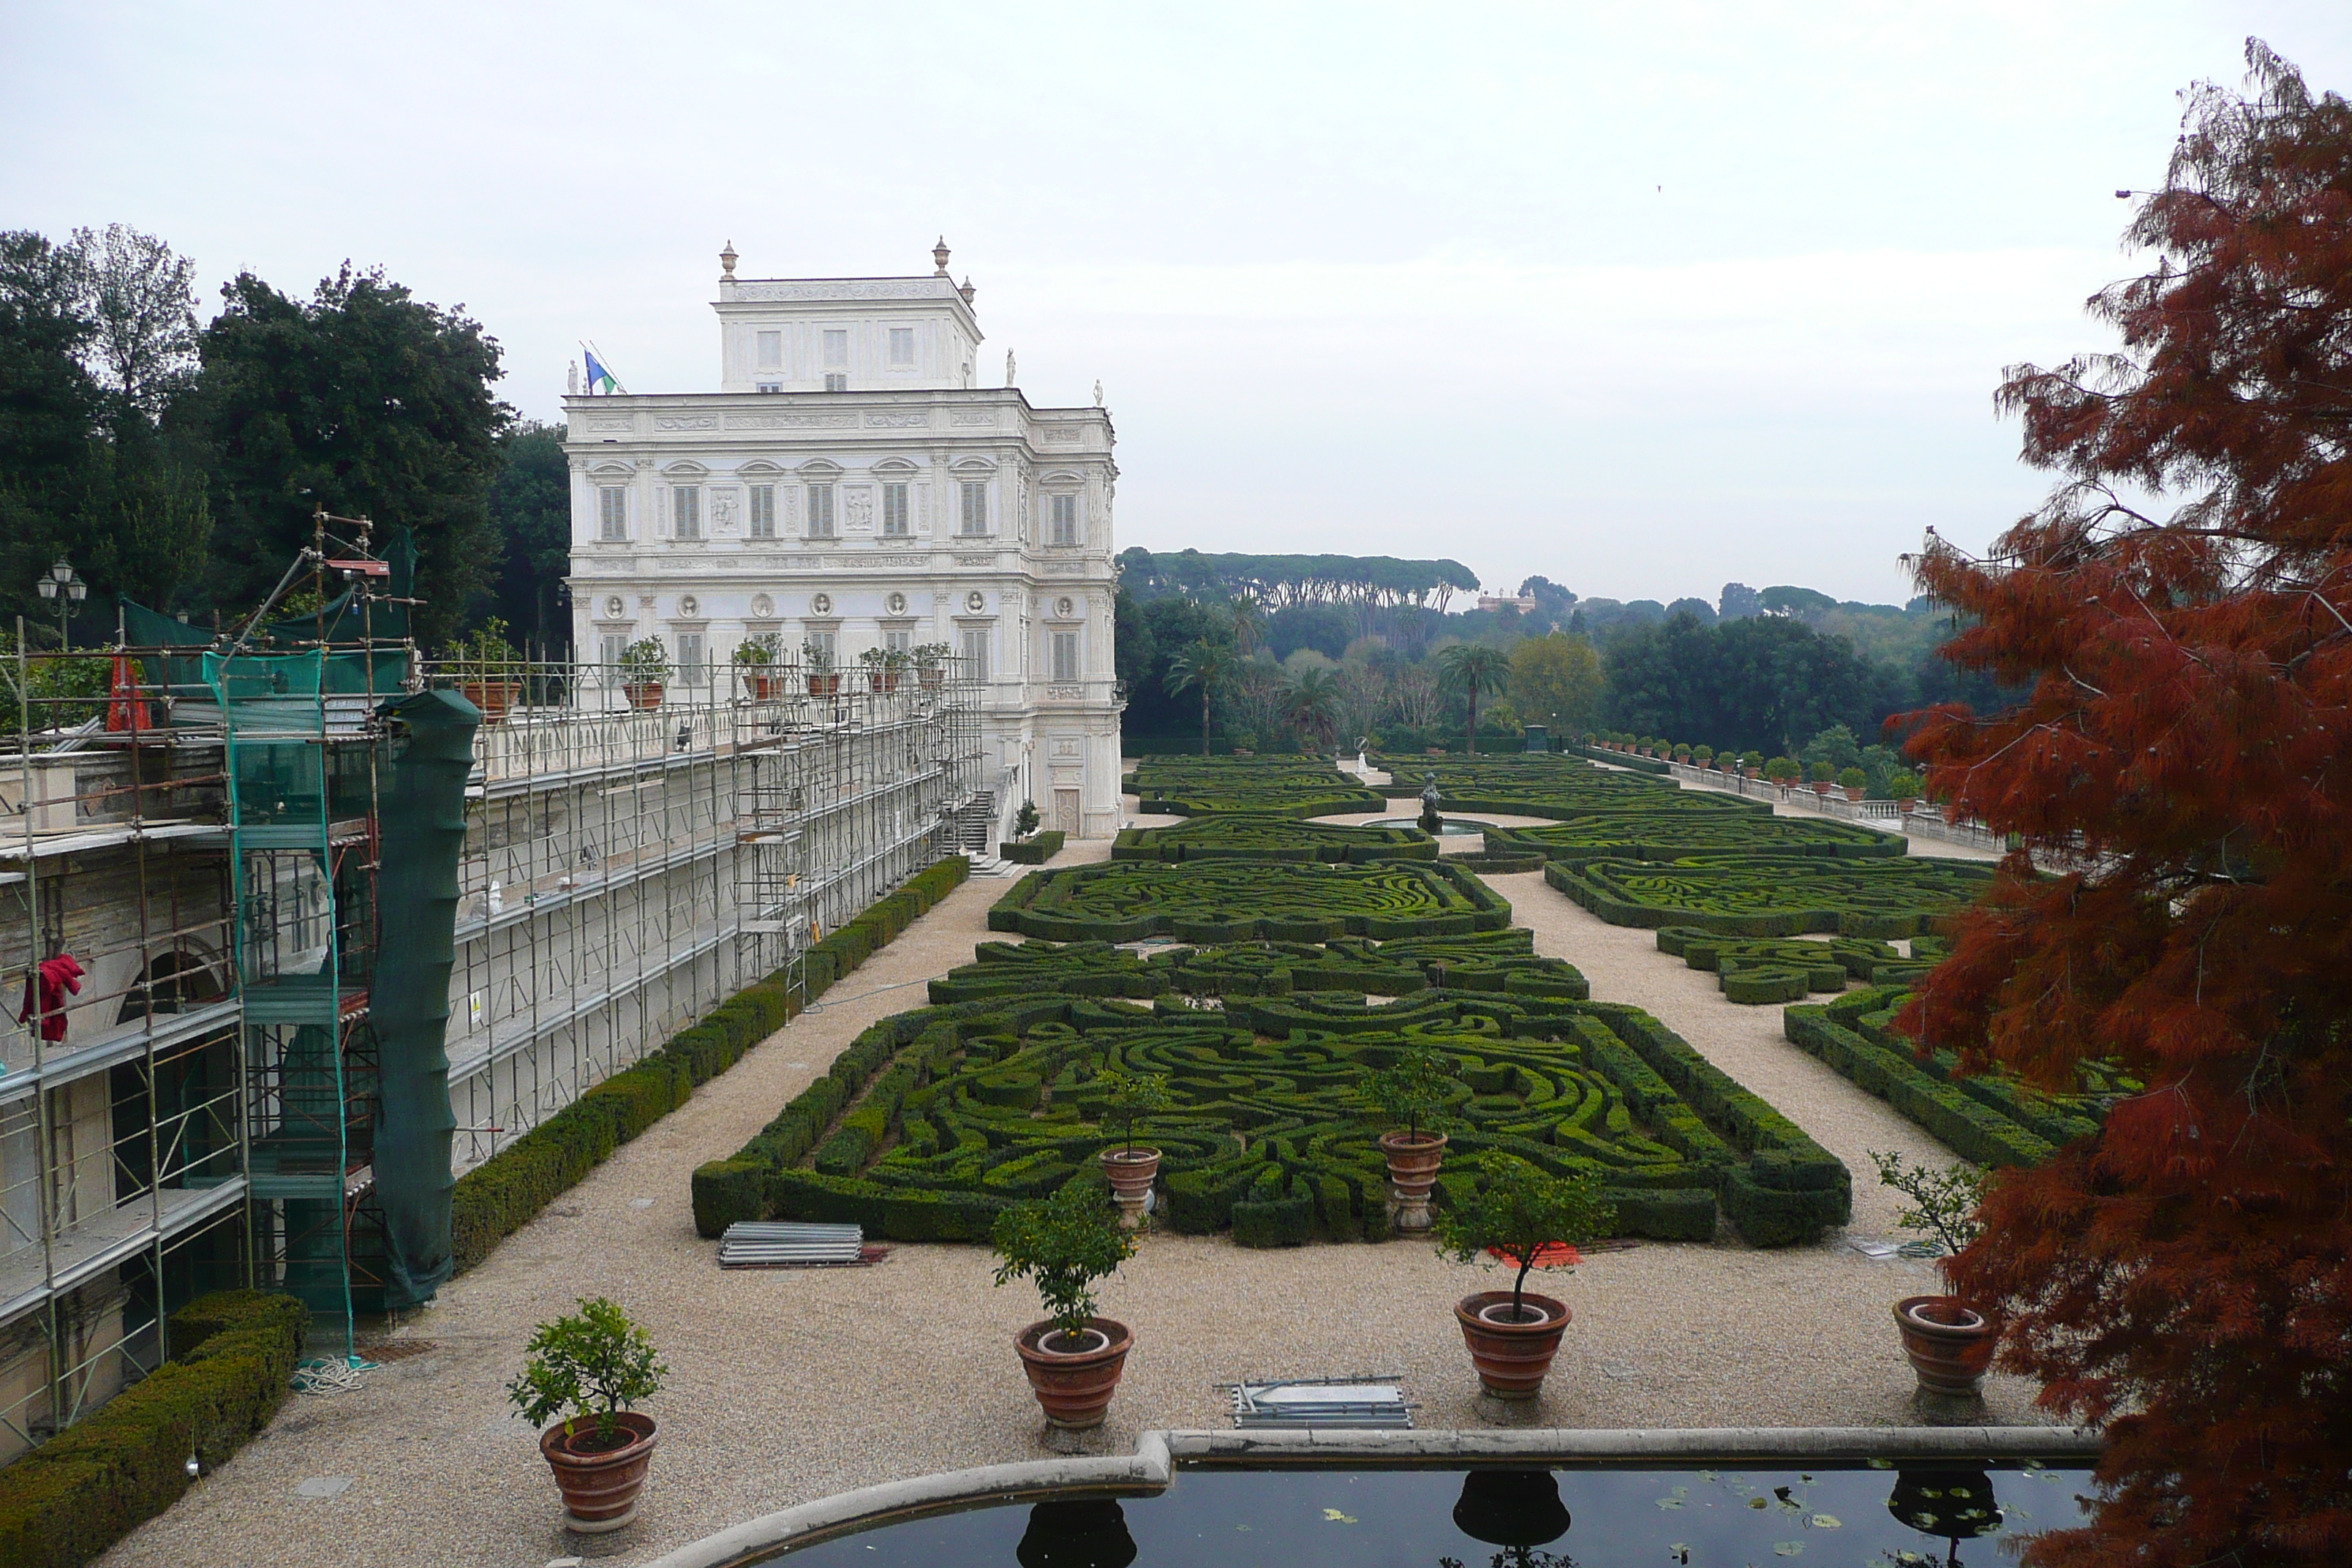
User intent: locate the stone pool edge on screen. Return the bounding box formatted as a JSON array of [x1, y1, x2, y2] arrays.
[[641, 1425, 2103, 1568]]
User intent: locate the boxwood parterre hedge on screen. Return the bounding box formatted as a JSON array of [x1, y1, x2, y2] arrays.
[[694, 983, 1849, 1250], [1128, 755, 1387, 818], [1655, 926, 1943, 1004], [1546, 853, 1995, 938], [1112, 817, 1438, 863], [929, 927, 1588, 1004], [1371, 754, 1766, 823], [1485, 812, 1903, 867], [989, 858, 1510, 943], [1783, 985, 2126, 1166], [1001, 831, 1066, 864]]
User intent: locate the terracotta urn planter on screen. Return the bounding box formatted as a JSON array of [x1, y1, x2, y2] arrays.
[[1014, 1317, 1134, 1429], [1742, 766, 1760, 780], [1811, 780, 1834, 797], [539, 1413, 658, 1533], [1897, 796, 1920, 815], [1379, 1129, 1447, 1232], [622, 680, 663, 712], [1844, 785, 1866, 802], [1455, 1290, 1570, 1399], [919, 666, 945, 690], [743, 672, 780, 701], [1893, 1294, 1997, 1396], [459, 679, 521, 724], [868, 671, 902, 693], [1100, 1147, 1161, 1229], [807, 673, 843, 697]]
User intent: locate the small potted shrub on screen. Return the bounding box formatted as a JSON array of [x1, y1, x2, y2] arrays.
[[859, 644, 912, 692], [1740, 749, 1764, 780], [993, 1183, 1139, 1429], [1763, 755, 1798, 789], [1838, 766, 1868, 802], [617, 638, 670, 711], [731, 633, 783, 700], [1692, 745, 1713, 767], [1230, 729, 1257, 756], [1013, 798, 1041, 841], [1809, 760, 1836, 796], [1888, 770, 1923, 815], [1871, 1150, 1997, 1398], [1433, 1153, 1614, 1400], [802, 641, 841, 697], [913, 641, 953, 690], [1363, 1047, 1456, 1232], [506, 1297, 668, 1532], [449, 617, 522, 723], [1095, 1068, 1172, 1227]]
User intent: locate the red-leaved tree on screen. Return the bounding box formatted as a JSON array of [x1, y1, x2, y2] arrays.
[[1899, 41, 2352, 1568]]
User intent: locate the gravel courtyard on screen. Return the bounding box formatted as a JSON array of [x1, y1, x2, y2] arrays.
[[100, 779, 2041, 1568]]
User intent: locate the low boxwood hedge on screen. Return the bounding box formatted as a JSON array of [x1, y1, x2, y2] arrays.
[[989, 858, 1512, 943], [0, 1291, 308, 1568], [1001, 831, 1065, 864], [1545, 853, 1995, 938]]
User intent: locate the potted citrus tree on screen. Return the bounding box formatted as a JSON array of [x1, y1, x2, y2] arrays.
[[1839, 766, 1869, 802], [1871, 1150, 1997, 1399], [1363, 1047, 1456, 1233], [1888, 769, 1923, 815], [802, 640, 841, 697], [506, 1297, 668, 1533], [992, 1182, 1139, 1429], [1433, 1153, 1614, 1401], [1096, 1068, 1171, 1228], [731, 633, 783, 701], [617, 638, 669, 711], [449, 617, 522, 723], [913, 641, 953, 690], [859, 644, 911, 693]]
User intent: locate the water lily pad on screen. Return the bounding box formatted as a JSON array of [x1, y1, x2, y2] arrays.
[[1656, 1497, 1685, 1509], [1322, 1509, 1357, 1523], [1773, 1542, 1805, 1556], [1809, 1514, 1842, 1529]]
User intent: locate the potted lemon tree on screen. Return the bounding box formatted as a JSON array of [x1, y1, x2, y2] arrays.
[[618, 638, 669, 711], [506, 1297, 668, 1533], [993, 1183, 1138, 1430], [1096, 1068, 1171, 1228], [802, 641, 841, 697], [1434, 1153, 1613, 1401], [1872, 1150, 1997, 1401], [1364, 1047, 1456, 1232], [731, 633, 783, 701], [449, 617, 522, 723]]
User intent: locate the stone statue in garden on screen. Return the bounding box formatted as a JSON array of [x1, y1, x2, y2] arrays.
[[1420, 773, 1444, 834]]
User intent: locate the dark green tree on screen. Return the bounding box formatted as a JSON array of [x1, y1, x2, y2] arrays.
[[484, 421, 570, 655], [189, 264, 510, 643]]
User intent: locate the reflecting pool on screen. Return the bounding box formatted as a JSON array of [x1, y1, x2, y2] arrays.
[[765, 1462, 2089, 1566]]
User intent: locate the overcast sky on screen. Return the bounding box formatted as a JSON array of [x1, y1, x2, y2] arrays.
[[7, 3, 2349, 606]]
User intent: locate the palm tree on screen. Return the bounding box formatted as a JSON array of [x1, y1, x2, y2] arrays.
[[1436, 644, 1513, 755], [1283, 666, 1341, 754], [1226, 595, 1265, 656], [1164, 640, 1234, 756]]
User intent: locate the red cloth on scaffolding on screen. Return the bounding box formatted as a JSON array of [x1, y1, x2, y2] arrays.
[[17, 954, 83, 1041], [106, 652, 151, 734]]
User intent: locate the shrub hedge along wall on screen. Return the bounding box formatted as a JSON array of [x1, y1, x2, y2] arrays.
[[1484, 813, 1903, 867], [989, 859, 1511, 943], [0, 1290, 308, 1568], [1128, 755, 1386, 818], [1112, 818, 1438, 863], [1783, 985, 2125, 1166], [696, 959, 1850, 1251], [1545, 853, 1995, 938]]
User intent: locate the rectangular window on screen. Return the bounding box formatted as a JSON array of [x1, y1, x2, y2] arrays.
[[676, 632, 706, 682], [961, 628, 990, 682], [598, 633, 627, 670], [756, 330, 782, 368], [672, 486, 701, 540], [823, 328, 848, 366], [1052, 631, 1079, 683], [888, 326, 914, 366], [823, 373, 848, 393], [755, 382, 782, 394], [749, 485, 775, 538], [1050, 493, 1077, 546], [804, 628, 837, 663], [598, 486, 626, 541], [959, 480, 988, 535], [881, 483, 909, 536], [884, 630, 911, 653], [807, 483, 834, 538]]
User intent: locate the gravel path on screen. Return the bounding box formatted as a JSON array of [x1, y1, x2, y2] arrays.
[[102, 791, 2047, 1568]]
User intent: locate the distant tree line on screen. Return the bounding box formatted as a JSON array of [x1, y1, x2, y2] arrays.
[[1, 224, 564, 654]]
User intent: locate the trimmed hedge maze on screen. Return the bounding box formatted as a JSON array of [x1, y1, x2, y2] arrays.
[[1546, 853, 1995, 937], [1485, 813, 1903, 867], [1371, 753, 1765, 823], [1784, 986, 2127, 1167], [929, 928, 1589, 1003], [990, 859, 1510, 942], [1656, 927, 1946, 1004], [1129, 755, 1387, 818], [1113, 817, 1437, 863], [694, 987, 1850, 1250]]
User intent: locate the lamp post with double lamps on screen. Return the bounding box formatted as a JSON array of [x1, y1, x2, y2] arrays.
[[34, 557, 86, 649]]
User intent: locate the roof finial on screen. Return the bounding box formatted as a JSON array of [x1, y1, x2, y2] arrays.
[[720, 240, 738, 278], [958, 274, 975, 306], [932, 237, 951, 276]]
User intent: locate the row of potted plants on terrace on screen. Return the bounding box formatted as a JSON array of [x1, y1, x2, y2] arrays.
[[1589, 734, 1925, 807]]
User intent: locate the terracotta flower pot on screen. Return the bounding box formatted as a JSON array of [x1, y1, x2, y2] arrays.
[[1455, 1290, 1570, 1400], [538, 1411, 657, 1533], [742, 671, 780, 701], [1897, 797, 1919, 815], [1893, 1294, 1998, 1395], [1378, 1129, 1447, 1232], [1811, 780, 1834, 796], [459, 678, 521, 723], [1101, 1147, 1161, 1228], [1844, 785, 1866, 802], [807, 674, 842, 696], [623, 680, 663, 711], [1014, 1317, 1134, 1429]]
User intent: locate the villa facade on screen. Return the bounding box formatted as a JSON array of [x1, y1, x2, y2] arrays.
[[561, 242, 1123, 840]]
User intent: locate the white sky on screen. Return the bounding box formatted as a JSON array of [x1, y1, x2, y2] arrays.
[[6, 2, 2348, 605]]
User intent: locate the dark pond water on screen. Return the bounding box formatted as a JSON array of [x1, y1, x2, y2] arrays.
[[766, 1462, 2090, 1566]]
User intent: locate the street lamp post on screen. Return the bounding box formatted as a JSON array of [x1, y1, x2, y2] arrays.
[[34, 557, 86, 649]]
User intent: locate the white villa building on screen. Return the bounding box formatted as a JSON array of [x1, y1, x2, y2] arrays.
[[561, 241, 1123, 841]]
